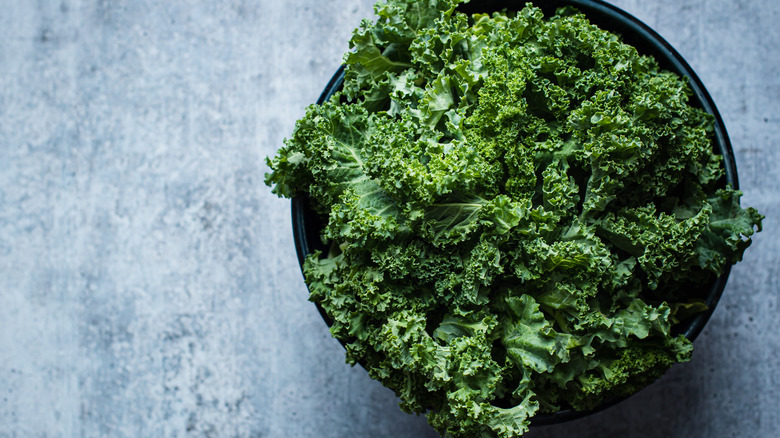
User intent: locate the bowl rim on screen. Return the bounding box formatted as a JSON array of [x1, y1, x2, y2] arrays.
[[291, 0, 737, 426]]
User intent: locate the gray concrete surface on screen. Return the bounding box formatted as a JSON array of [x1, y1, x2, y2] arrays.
[[0, 1, 777, 437]]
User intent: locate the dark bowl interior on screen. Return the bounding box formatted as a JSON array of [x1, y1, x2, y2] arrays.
[[292, 0, 737, 426]]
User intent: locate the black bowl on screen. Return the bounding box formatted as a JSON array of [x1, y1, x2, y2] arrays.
[[292, 0, 737, 426]]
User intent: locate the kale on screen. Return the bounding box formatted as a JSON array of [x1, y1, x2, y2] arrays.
[[265, 1, 763, 436]]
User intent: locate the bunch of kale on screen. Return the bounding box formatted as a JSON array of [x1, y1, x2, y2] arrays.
[[266, 1, 762, 436]]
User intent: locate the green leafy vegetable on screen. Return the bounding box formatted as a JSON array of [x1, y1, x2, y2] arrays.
[[266, 1, 763, 436]]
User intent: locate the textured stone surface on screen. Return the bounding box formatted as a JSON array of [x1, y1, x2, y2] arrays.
[[0, 1, 777, 437]]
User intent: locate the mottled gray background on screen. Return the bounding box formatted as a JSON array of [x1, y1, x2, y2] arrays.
[[0, 0, 777, 437]]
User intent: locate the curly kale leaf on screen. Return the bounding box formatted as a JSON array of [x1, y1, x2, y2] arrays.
[[265, 1, 764, 436]]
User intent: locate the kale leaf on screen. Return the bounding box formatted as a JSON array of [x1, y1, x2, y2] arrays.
[[266, 1, 763, 436]]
